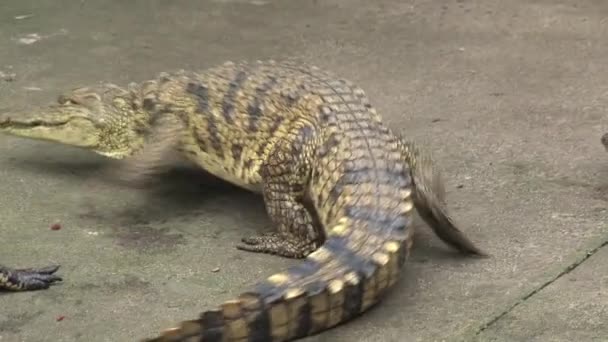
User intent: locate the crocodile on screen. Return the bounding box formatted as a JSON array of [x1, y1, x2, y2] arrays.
[[0, 60, 485, 341]]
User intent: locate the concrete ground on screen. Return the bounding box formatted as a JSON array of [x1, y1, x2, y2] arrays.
[[1, 0, 607, 341]]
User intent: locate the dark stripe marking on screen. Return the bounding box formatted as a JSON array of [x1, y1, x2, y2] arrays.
[[319, 105, 333, 123], [248, 76, 278, 131], [241, 292, 272, 342], [317, 133, 340, 159], [185, 81, 222, 155], [290, 125, 315, 156], [183, 86, 210, 154], [243, 159, 254, 170], [281, 88, 301, 107], [199, 310, 224, 342], [255, 116, 285, 157], [195, 134, 208, 153], [293, 297, 312, 339], [341, 271, 365, 321], [222, 71, 248, 124], [231, 143, 243, 161], [268, 114, 285, 135], [142, 97, 157, 112], [147, 106, 173, 127], [328, 182, 344, 203], [207, 116, 224, 158], [397, 240, 408, 267], [186, 82, 209, 113]]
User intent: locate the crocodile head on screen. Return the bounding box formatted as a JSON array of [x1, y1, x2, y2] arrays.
[[0, 84, 150, 159]]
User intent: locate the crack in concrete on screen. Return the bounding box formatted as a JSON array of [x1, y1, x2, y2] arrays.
[[474, 237, 608, 335]]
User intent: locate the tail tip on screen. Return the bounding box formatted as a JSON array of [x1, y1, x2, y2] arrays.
[[460, 245, 490, 259]]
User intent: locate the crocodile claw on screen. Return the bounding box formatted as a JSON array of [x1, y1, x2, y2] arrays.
[[1, 264, 63, 291]]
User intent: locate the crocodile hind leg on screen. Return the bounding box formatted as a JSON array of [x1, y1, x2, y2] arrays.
[[236, 123, 322, 259], [0, 264, 62, 291]]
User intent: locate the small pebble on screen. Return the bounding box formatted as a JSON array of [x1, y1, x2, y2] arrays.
[[0, 71, 16, 82], [14, 14, 34, 20], [15, 33, 42, 45], [56, 315, 65, 322], [211, 267, 220, 273], [50, 223, 62, 230]]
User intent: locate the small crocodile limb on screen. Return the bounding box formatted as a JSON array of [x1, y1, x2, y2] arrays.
[[0, 264, 62, 291], [0, 60, 485, 341]]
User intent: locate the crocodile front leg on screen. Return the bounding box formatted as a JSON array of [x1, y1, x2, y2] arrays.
[[236, 123, 322, 259], [0, 264, 62, 291]]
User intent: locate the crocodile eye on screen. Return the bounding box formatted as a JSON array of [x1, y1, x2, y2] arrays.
[[57, 95, 73, 105], [57, 95, 86, 106]]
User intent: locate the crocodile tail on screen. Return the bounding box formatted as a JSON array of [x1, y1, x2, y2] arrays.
[[143, 218, 412, 342], [400, 139, 487, 257]]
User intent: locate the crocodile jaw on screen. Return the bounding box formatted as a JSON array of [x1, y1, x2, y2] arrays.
[[0, 108, 101, 149]]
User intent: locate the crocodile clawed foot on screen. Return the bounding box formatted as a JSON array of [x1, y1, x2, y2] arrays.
[[2, 265, 63, 291], [236, 233, 315, 259]]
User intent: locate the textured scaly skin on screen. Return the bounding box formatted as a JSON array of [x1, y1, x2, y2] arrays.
[[0, 265, 62, 291], [0, 60, 485, 341]]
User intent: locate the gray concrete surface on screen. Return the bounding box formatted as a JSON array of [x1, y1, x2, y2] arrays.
[[0, 0, 607, 341], [476, 246, 608, 342]]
